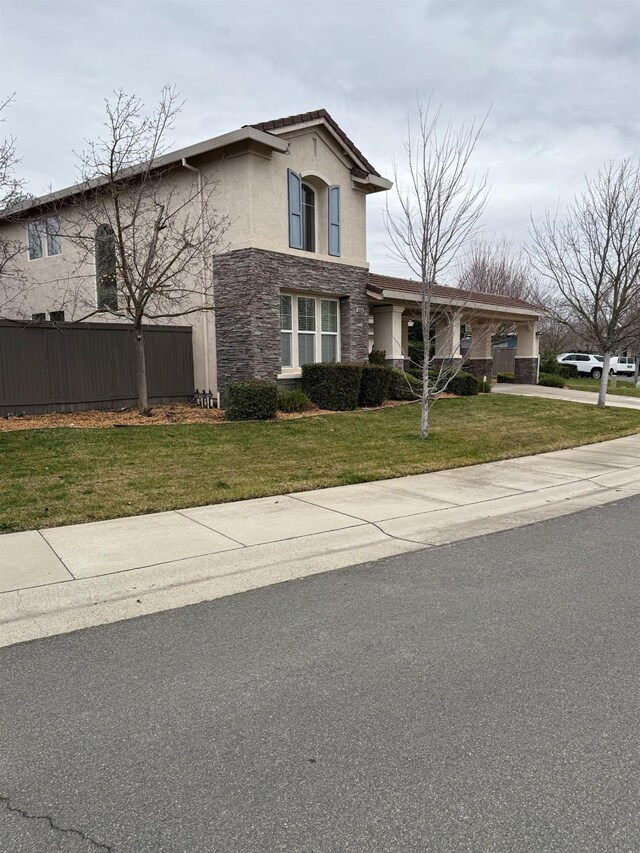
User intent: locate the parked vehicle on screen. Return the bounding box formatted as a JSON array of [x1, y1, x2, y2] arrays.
[[557, 353, 605, 378], [610, 356, 636, 376]]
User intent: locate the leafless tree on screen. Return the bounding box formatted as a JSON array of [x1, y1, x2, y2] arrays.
[[530, 159, 640, 407], [60, 86, 231, 412], [384, 98, 489, 438], [0, 95, 33, 314], [457, 237, 536, 302]]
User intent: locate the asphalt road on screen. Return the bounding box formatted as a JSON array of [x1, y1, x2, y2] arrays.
[[1, 496, 639, 852]]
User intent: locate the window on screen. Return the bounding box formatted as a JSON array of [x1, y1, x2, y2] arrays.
[[301, 184, 315, 252], [288, 169, 340, 255], [280, 295, 293, 367], [279, 293, 340, 371], [95, 224, 118, 311], [27, 216, 62, 260], [49, 311, 65, 323]]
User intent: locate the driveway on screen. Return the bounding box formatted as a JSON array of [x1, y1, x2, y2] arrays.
[[1, 496, 639, 851], [493, 382, 640, 409]]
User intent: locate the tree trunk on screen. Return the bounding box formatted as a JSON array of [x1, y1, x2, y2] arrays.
[[135, 327, 149, 414], [597, 351, 611, 408], [634, 354, 640, 389], [420, 296, 431, 440]]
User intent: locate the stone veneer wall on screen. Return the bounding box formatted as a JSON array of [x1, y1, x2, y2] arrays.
[[212, 248, 370, 391], [514, 357, 539, 384], [465, 358, 493, 381]]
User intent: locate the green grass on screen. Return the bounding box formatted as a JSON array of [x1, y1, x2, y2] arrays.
[[2, 395, 640, 533], [564, 377, 640, 398]]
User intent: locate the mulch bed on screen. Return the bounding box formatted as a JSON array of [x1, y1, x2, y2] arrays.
[[0, 399, 428, 431]]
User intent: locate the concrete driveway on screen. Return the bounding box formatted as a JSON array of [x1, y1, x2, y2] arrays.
[[492, 383, 640, 410]]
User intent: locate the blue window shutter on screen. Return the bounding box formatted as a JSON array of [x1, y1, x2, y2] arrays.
[[328, 185, 340, 256], [288, 169, 303, 249]]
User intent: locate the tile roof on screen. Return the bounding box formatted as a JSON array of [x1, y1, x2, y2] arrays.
[[248, 109, 381, 177], [368, 273, 541, 312]]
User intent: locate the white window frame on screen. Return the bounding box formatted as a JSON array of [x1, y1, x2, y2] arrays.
[[26, 216, 63, 261], [278, 292, 341, 376]]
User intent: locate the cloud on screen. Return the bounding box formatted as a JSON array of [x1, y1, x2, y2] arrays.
[[1, 0, 638, 281]]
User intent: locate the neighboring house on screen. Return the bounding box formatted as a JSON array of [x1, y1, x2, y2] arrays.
[[0, 109, 542, 412]]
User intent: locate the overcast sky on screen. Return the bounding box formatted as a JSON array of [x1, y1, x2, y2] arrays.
[[1, 0, 638, 280]]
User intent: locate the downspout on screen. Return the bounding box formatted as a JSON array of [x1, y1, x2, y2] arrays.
[[181, 157, 212, 397]]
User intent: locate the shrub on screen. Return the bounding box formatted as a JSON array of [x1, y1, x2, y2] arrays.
[[359, 364, 392, 407], [302, 362, 363, 411], [540, 350, 559, 375], [496, 372, 516, 383], [479, 377, 492, 393], [277, 388, 313, 413], [408, 340, 423, 367], [538, 373, 565, 388], [557, 364, 579, 379], [387, 368, 421, 400], [368, 349, 386, 366], [447, 371, 480, 396], [406, 364, 424, 381], [225, 380, 277, 421]]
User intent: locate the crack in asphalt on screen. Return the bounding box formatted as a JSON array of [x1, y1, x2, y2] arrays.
[[0, 794, 112, 852]]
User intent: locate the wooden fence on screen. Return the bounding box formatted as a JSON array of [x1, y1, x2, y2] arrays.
[[0, 320, 194, 416], [492, 347, 516, 377]]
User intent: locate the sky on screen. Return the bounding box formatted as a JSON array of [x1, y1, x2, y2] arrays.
[[1, 0, 639, 280]]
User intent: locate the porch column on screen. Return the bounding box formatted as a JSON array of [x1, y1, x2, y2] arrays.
[[432, 313, 462, 373], [466, 321, 493, 381], [372, 305, 406, 369], [514, 321, 540, 384]]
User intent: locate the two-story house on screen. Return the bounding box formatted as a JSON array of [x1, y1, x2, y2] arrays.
[[0, 109, 542, 413]]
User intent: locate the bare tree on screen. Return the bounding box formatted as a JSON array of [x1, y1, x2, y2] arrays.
[[457, 237, 536, 302], [384, 98, 488, 438], [0, 95, 33, 314], [530, 159, 640, 407], [60, 86, 231, 412]]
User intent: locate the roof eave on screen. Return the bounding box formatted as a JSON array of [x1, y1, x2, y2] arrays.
[[1, 126, 289, 221]]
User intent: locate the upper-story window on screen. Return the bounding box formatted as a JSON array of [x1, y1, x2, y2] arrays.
[[287, 169, 340, 257], [27, 216, 62, 260], [301, 184, 315, 252], [95, 224, 118, 311]]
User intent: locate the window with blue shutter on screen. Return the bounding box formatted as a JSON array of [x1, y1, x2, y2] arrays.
[[328, 185, 340, 256], [288, 169, 303, 249]]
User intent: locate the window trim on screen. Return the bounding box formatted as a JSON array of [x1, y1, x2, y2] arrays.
[[26, 216, 63, 261], [279, 292, 341, 376]]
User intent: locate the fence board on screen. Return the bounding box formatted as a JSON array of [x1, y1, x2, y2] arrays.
[[492, 347, 516, 376], [0, 320, 193, 415]]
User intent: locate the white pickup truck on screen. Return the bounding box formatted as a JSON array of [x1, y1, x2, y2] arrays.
[[557, 353, 636, 378]]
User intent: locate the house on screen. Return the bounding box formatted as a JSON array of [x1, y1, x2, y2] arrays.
[[0, 109, 541, 413]]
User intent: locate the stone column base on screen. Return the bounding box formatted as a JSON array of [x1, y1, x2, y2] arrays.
[[465, 358, 493, 380], [514, 357, 539, 384]]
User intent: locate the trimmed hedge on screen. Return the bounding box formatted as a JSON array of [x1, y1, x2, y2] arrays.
[[368, 349, 387, 366], [302, 362, 363, 411], [496, 372, 516, 383], [538, 373, 565, 388], [387, 368, 421, 400], [359, 364, 392, 407], [277, 388, 313, 413], [447, 371, 480, 396], [479, 377, 492, 393], [557, 364, 579, 379], [226, 380, 277, 421]]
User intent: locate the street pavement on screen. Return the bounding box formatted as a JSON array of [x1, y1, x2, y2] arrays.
[[3, 433, 640, 648], [1, 496, 639, 852]]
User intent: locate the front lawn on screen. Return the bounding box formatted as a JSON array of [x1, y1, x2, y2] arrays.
[[2, 395, 640, 533], [564, 377, 640, 398]]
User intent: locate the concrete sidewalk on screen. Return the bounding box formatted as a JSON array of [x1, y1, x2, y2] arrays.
[[2, 433, 640, 648], [493, 383, 640, 409]]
